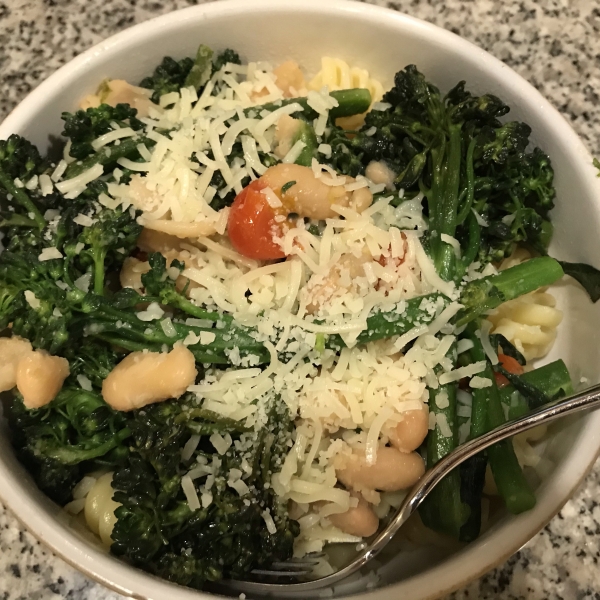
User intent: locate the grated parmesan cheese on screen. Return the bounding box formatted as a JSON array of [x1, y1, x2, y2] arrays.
[[470, 376, 492, 389], [38, 247, 63, 261], [181, 475, 201, 511], [439, 361, 486, 385], [24, 291, 41, 310]]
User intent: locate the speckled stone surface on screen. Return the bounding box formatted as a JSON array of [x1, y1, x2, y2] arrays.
[[1, 0, 600, 598]]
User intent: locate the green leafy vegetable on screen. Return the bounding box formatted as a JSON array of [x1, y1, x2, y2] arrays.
[[558, 260, 600, 303], [110, 397, 297, 587]]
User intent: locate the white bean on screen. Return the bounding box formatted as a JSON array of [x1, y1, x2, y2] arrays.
[[80, 80, 155, 118], [16, 351, 70, 409], [328, 496, 379, 537], [102, 346, 197, 411], [0, 337, 33, 393], [385, 406, 429, 453], [120, 257, 150, 293], [273, 61, 307, 98], [261, 164, 373, 220], [335, 446, 425, 492], [365, 161, 396, 189]]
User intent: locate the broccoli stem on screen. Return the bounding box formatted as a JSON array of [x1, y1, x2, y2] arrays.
[[328, 89, 373, 120], [456, 211, 481, 279], [455, 138, 476, 226], [330, 259, 563, 350], [0, 170, 46, 229], [467, 327, 536, 515], [37, 427, 131, 465], [292, 121, 319, 167], [420, 378, 469, 537], [458, 452, 487, 542], [82, 305, 269, 365], [433, 124, 462, 281], [91, 250, 107, 295], [457, 257, 564, 326], [257, 89, 372, 122], [499, 359, 573, 418], [64, 136, 155, 179], [184, 44, 214, 89], [326, 293, 446, 350]]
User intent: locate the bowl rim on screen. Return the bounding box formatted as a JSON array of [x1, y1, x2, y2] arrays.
[[1, 1, 599, 599]]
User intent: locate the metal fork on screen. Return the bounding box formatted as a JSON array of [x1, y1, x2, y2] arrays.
[[250, 554, 326, 578], [228, 381, 600, 595]]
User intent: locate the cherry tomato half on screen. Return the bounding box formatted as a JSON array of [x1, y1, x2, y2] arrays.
[[494, 353, 525, 388], [227, 180, 286, 260]]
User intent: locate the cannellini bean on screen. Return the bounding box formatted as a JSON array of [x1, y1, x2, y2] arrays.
[[273, 60, 306, 97], [385, 406, 429, 453], [328, 497, 379, 537], [120, 257, 151, 293], [80, 80, 156, 118], [335, 446, 425, 492], [102, 346, 197, 411], [0, 337, 33, 393], [261, 164, 373, 220], [16, 352, 70, 409], [365, 161, 396, 189]]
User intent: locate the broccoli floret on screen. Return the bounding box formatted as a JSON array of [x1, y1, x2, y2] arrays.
[[322, 64, 559, 268], [212, 48, 242, 73], [0, 135, 47, 230], [61, 104, 144, 160], [111, 397, 298, 588], [139, 45, 242, 104], [5, 387, 130, 503], [139, 56, 196, 104]]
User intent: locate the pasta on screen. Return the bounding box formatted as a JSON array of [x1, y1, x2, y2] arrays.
[[63, 472, 120, 546], [488, 250, 563, 361], [68, 472, 120, 546], [84, 472, 120, 546], [309, 57, 384, 103], [309, 57, 384, 129]]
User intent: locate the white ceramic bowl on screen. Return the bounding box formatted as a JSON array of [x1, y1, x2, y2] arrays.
[[1, 1, 600, 598]]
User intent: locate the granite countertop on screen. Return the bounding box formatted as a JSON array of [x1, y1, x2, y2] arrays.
[[1, 0, 600, 598]]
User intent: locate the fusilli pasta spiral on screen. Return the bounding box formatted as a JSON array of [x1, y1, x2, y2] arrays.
[[487, 249, 563, 361], [309, 57, 384, 103], [83, 472, 121, 546]]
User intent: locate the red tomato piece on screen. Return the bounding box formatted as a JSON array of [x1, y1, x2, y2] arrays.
[[494, 353, 525, 388], [498, 353, 524, 375], [494, 371, 510, 388], [227, 180, 286, 260]]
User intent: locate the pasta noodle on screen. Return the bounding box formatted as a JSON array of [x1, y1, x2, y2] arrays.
[[309, 57, 384, 103], [82, 472, 121, 546], [487, 250, 563, 361], [309, 57, 384, 129]]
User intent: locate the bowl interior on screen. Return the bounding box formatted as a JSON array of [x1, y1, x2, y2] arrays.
[[1, 1, 600, 599]]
